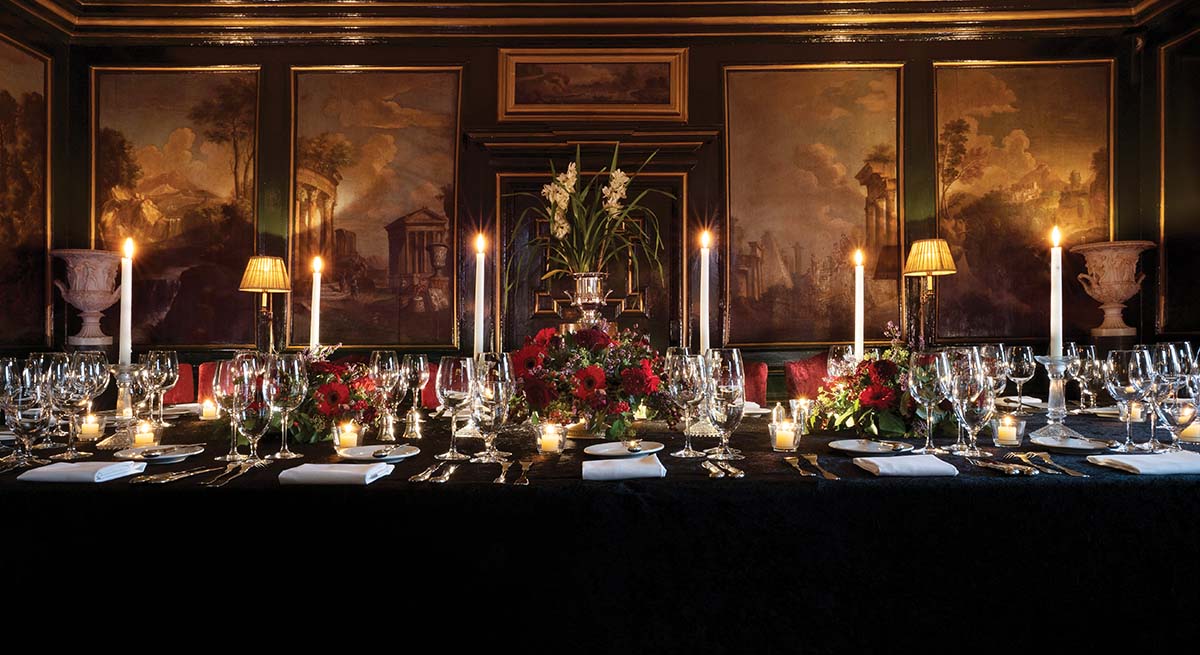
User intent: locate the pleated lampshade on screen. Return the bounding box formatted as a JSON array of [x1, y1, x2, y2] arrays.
[[902, 239, 956, 277], [239, 256, 292, 293]]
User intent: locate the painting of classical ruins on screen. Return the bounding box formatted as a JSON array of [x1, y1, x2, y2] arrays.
[[0, 37, 49, 346], [92, 67, 257, 346], [290, 68, 461, 347], [935, 61, 1111, 340], [725, 65, 902, 346]]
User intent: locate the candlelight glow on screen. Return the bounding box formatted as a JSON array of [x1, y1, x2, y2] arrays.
[[123, 238, 135, 259], [312, 256, 323, 273], [853, 250, 864, 266], [700, 230, 712, 248], [475, 233, 486, 253], [1051, 226, 1061, 247]]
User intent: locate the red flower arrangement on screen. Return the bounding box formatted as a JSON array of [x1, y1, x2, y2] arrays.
[[290, 345, 383, 443]]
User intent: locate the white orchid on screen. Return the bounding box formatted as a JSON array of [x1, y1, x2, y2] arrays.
[[602, 168, 629, 218]]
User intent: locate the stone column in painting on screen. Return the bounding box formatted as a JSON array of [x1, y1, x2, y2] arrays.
[[294, 167, 340, 270], [855, 157, 898, 260], [385, 207, 451, 315]]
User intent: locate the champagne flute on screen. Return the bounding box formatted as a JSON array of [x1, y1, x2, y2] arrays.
[[434, 356, 474, 461], [402, 354, 430, 440], [667, 352, 707, 459], [370, 350, 402, 442], [909, 351, 948, 455], [1005, 345, 1037, 416], [266, 354, 307, 460], [211, 360, 247, 462], [470, 353, 512, 464], [1104, 350, 1152, 453], [705, 348, 745, 461]]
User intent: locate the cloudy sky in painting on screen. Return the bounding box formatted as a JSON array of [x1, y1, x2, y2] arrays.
[[937, 65, 1109, 195], [296, 70, 458, 265], [98, 71, 253, 200], [0, 40, 44, 98]]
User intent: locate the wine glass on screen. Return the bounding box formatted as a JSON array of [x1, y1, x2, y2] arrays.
[[434, 356, 474, 461], [909, 351, 948, 455], [937, 347, 980, 453], [1156, 390, 1197, 452], [27, 352, 68, 448], [1066, 344, 1098, 410], [149, 351, 180, 426], [1005, 346, 1037, 416], [0, 359, 52, 469], [1139, 344, 1179, 453], [266, 354, 307, 460], [47, 354, 94, 461], [232, 357, 272, 465], [978, 344, 1009, 395], [705, 348, 745, 461], [1104, 350, 1152, 453], [953, 382, 996, 458], [827, 345, 857, 379], [211, 360, 247, 462], [370, 350, 403, 442], [666, 352, 707, 459], [402, 354, 430, 440], [470, 353, 512, 464]]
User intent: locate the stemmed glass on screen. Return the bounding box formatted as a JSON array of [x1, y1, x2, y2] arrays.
[[266, 354, 307, 460], [232, 357, 272, 465], [402, 354, 430, 440], [954, 384, 997, 458], [0, 359, 52, 469], [827, 345, 857, 379], [370, 350, 403, 442], [212, 360, 247, 462], [1066, 343, 1098, 410], [666, 350, 707, 459], [27, 353, 68, 448], [470, 353, 513, 464], [48, 354, 95, 461], [705, 348, 746, 461], [1155, 389, 1197, 452], [145, 351, 179, 426], [1005, 346, 1037, 416], [937, 347, 979, 453], [909, 351, 948, 455], [1104, 350, 1152, 453], [434, 356, 474, 461], [978, 344, 1009, 396], [1140, 343, 1181, 453]]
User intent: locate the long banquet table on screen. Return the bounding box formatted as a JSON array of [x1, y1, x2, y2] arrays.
[[9, 412, 1200, 650]]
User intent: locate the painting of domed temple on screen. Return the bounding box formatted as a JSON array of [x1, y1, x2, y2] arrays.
[[0, 36, 49, 347], [724, 65, 903, 347], [92, 67, 259, 347], [289, 67, 461, 347], [935, 61, 1112, 341]]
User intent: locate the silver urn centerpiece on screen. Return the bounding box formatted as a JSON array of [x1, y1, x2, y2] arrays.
[[563, 272, 612, 330], [1070, 240, 1156, 337], [51, 249, 122, 347]]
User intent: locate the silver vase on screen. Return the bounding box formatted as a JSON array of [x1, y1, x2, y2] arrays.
[[566, 272, 611, 328]]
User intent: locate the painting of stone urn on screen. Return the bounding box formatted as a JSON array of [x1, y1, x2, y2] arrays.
[[51, 249, 122, 346], [1070, 240, 1156, 337]]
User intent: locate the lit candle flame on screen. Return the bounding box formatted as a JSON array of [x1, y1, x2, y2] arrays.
[[1051, 226, 1061, 247], [853, 250, 864, 266], [123, 238, 135, 259], [312, 256, 323, 273], [475, 233, 486, 253], [700, 230, 712, 249]]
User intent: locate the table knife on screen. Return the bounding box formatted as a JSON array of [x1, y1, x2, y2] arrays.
[[716, 461, 745, 478]]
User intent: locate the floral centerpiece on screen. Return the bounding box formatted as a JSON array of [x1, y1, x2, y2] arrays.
[[289, 345, 381, 444], [508, 326, 676, 440], [808, 323, 954, 439]]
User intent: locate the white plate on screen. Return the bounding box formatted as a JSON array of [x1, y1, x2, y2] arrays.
[[828, 438, 915, 455], [162, 404, 199, 416], [336, 445, 421, 463], [114, 444, 205, 464], [583, 441, 664, 458], [1029, 435, 1115, 454], [743, 408, 772, 417]]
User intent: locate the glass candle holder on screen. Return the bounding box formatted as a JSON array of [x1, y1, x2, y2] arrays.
[[770, 421, 800, 452], [537, 423, 566, 454], [132, 420, 159, 447], [76, 414, 106, 441], [989, 414, 1027, 448], [1179, 420, 1200, 443], [333, 421, 361, 450]]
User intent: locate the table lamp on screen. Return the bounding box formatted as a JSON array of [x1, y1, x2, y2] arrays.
[[903, 239, 956, 347], [239, 256, 291, 354]]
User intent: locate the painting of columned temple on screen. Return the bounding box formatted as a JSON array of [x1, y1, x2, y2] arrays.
[[725, 65, 902, 346], [289, 67, 461, 347]]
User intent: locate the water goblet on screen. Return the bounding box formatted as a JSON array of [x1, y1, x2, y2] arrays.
[[434, 356, 474, 461], [1005, 346, 1037, 416], [370, 350, 402, 442], [938, 347, 981, 453], [954, 384, 997, 458], [1104, 350, 1152, 453], [470, 353, 513, 464], [666, 352, 707, 459], [1, 360, 52, 468], [402, 354, 430, 440], [978, 344, 1009, 396], [1155, 393, 1197, 452], [47, 354, 95, 461], [27, 352, 68, 448], [211, 360, 247, 462], [705, 348, 746, 461], [232, 359, 272, 465], [266, 354, 307, 460], [909, 350, 948, 455]]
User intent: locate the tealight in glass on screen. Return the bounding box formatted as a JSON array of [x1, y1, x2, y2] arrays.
[[770, 420, 800, 452], [989, 414, 1026, 448], [537, 423, 566, 454], [332, 421, 361, 451]]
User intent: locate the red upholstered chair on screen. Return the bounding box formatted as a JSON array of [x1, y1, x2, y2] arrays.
[[421, 361, 440, 409], [197, 361, 219, 405], [744, 361, 769, 406], [163, 363, 195, 405], [784, 352, 829, 400]]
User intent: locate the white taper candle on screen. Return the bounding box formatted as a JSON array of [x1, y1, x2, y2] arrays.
[[1050, 226, 1063, 359], [699, 231, 711, 355], [854, 249, 864, 362], [310, 256, 322, 348], [474, 233, 486, 357], [119, 238, 134, 365]]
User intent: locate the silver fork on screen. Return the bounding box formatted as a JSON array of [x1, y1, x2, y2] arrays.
[[701, 461, 725, 478], [716, 461, 745, 478], [513, 459, 534, 486], [493, 461, 513, 484], [1028, 451, 1090, 477], [206, 460, 267, 488], [199, 461, 243, 486], [783, 456, 816, 477], [430, 463, 459, 483], [130, 465, 223, 484], [1004, 452, 1060, 474], [408, 462, 443, 482]]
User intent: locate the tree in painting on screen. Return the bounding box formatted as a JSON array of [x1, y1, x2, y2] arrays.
[[935, 63, 1110, 340], [95, 70, 258, 346], [0, 39, 48, 346]]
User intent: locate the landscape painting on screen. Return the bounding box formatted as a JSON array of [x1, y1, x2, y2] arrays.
[[0, 36, 49, 347], [290, 67, 461, 348], [93, 67, 258, 347], [935, 61, 1112, 340], [500, 49, 686, 121], [725, 65, 903, 347]]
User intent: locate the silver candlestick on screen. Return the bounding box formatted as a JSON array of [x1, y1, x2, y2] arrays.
[[1032, 356, 1085, 440]]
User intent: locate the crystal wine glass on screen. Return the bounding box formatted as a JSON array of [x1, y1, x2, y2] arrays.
[[1066, 344, 1098, 410], [0, 359, 52, 469], [827, 345, 857, 380], [27, 352, 68, 448], [1139, 344, 1178, 453], [434, 356, 474, 461], [666, 350, 707, 459], [145, 351, 179, 426], [1104, 350, 1152, 453], [402, 354, 430, 440], [978, 344, 1009, 396], [266, 354, 307, 460], [937, 347, 980, 453], [705, 348, 746, 461], [1004, 345, 1037, 416], [953, 382, 996, 458], [470, 353, 512, 464], [909, 350, 948, 455], [232, 358, 272, 465], [370, 350, 403, 442], [211, 360, 247, 462], [1155, 391, 1197, 452], [47, 354, 94, 461]]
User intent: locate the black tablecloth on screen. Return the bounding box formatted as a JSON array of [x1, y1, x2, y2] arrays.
[[8, 412, 1200, 651]]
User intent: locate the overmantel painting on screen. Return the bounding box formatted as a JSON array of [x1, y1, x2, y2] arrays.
[[92, 67, 258, 347], [935, 60, 1113, 341], [289, 67, 461, 348], [725, 64, 903, 347], [0, 35, 49, 347]]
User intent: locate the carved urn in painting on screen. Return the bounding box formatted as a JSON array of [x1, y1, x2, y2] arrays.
[[1070, 240, 1156, 337], [51, 249, 122, 346]]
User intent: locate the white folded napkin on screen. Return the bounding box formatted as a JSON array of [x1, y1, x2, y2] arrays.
[[744, 401, 762, 411], [1086, 450, 1200, 475], [582, 454, 667, 481], [853, 454, 959, 477], [278, 463, 394, 485], [18, 461, 146, 483]]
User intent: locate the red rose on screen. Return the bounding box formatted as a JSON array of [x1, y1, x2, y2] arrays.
[[572, 365, 607, 400], [868, 359, 899, 386], [620, 358, 661, 396], [315, 382, 351, 408], [573, 328, 612, 351], [522, 376, 559, 411], [611, 401, 631, 414], [859, 384, 896, 410], [512, 343, 546, 380], [533, 327, 559, 347]]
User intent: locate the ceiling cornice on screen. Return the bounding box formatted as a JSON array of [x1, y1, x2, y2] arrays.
[[7, 0, 1189, 41]]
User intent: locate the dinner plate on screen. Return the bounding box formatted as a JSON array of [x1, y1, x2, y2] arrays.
[[828, 438, 915, 455], [336, 445, 421, 463], [114, 444, 205, 464], [583, 441, 665, 458], [162, 404, 199, 416], [1029, 435, 1117, 454]]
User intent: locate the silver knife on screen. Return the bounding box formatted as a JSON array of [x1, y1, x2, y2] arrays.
[[408, 462, 443, 482], [130, 466, 223, 484], [716, 461, 745, 478]]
